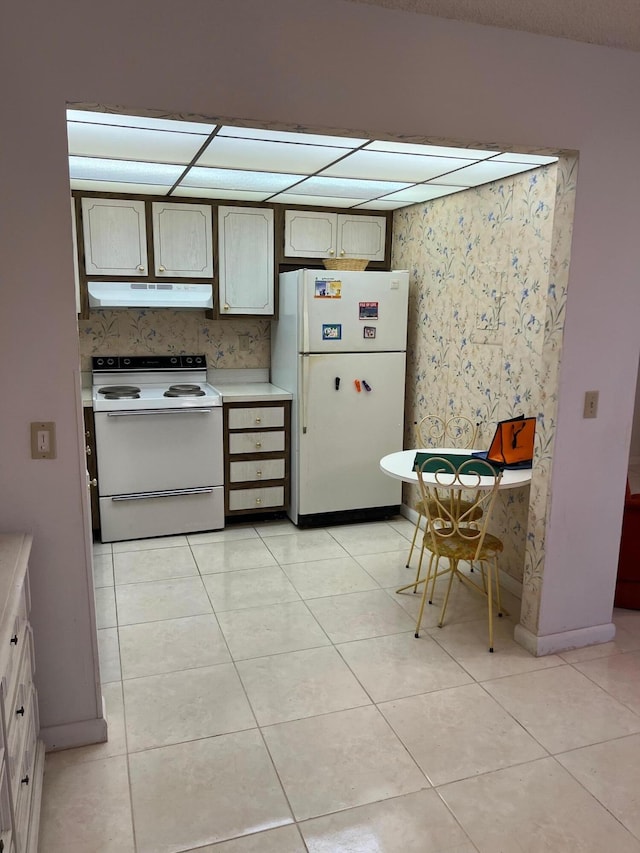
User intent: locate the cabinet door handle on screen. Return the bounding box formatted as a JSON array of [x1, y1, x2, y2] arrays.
[[10, 635, 18, 646], [21, 774, 29, 786], [86, 445, 92, 455], [224, 303, 230, 311], [90, 479, 98, 488], [85, 430, 90, 438], [159, 265, 166, 272], [16, 705, 25, 716], [137, 265, 145, 272]]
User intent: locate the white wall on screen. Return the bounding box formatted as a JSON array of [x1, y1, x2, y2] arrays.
[[1, 0, 639, 738]]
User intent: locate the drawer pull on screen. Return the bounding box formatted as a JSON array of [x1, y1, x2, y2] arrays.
[[86, 445, 92, 455], [255, 498, 263, 505], [16, 705, 25, 716], [21, 774, 29, 786], [10, 635, 18, 646], [256, 470, 262, 478], [255, 417, 262, 424], [255, 441, 262, 449]]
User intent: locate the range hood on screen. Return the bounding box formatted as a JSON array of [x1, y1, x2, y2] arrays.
[[88, 281, 213, 309]]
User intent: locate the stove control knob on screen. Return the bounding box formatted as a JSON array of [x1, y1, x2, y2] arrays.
[[123, 358, 131, 365], [186, 357, 193, 364], [195, 357, 202, 364], [107, 358, 115, 366], [171, 357, 178, 364], [96, 358, 104, 366]]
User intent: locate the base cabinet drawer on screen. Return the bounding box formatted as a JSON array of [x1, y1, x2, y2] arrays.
[[229, 487, 284, 512], [229, 459, 285, 484], [229, 431, 285, 455], [228, 406, 284, 430]]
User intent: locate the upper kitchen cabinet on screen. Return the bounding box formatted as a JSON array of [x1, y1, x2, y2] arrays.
[[151, 202, 213, 278], [218, 206, 275, 316], [81, 197, 147, 276], [283, 210, 387, 263]]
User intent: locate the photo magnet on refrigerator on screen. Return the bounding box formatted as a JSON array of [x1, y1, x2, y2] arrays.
[[322, 323, 342, 340]]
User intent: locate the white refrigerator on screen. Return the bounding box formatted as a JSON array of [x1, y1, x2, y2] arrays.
[[271, 268, 410, 526]]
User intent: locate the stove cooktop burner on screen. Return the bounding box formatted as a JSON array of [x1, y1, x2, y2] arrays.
[[98, 385, 141, 400], [164, 384, 206, 398]]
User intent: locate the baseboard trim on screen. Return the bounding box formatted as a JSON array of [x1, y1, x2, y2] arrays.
[[514, 621, 616, 657], [41, 714, 108, 752]]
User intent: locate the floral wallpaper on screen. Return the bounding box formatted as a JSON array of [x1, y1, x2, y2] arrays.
[[77, 311, 271, 372], [392, 156, 576, 633]]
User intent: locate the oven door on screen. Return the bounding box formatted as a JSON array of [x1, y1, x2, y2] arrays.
[[94, 407, 223, 495]]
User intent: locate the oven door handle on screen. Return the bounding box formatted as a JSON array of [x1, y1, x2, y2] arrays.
[[112, 487, 215, 501], [106, 408, 216, 417]]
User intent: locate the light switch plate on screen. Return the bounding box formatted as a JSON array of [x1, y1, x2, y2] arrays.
[[31, 421, 57, 459], [583, 390, 599, 419]]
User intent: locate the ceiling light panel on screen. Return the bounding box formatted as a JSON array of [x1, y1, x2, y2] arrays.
[[321, 150, 480, 182], [266, 193, 369, 208], [69, 179, 175, 195], [69, 156, 185, 185], [217, 125, 368, 148], [196, 137, 348, 174], [179, 167, 305, 193], [490, 152, 559, 165], [66, 109, 216, 134], [365, 140, 499, 159], [381, 184, 469, 203], [435, 160, 536, 186], [290, 176, 411, 199], [68, 123, 209, 164], [171, 187, 272, 201]]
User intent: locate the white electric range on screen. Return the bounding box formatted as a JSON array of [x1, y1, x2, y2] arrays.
[[92, 354, 224, 542]]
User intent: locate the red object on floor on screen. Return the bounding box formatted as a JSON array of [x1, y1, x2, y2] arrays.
[[615, 481, 640, 609]]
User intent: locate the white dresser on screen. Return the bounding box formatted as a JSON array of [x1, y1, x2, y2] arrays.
[[0, 534, 44, 853]]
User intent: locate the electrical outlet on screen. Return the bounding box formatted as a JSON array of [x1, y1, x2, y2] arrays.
[[31, 421, 56, 459], [583, 390, 599, 419]]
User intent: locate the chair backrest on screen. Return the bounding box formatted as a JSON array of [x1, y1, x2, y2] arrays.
[[416, 456, 503, 559], [415, 415, 479, 449]]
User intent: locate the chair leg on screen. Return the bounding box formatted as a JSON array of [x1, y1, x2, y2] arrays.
[[437, 559, 457, 628], [414, 556, 434, 638], [495, 559, 503, 617], [406, 512, 423, 568], [486, 559, 494, 653]]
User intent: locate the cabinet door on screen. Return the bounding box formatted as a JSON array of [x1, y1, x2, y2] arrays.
[[151, 202, 213, 278], [283, 209, 337, 258], [218, 207, 274, 316], [337, 214, 386, 261], [81, 198, 147, 276]]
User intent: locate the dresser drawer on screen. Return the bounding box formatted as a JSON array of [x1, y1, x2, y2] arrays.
[[228, 406, 284, 430], [229, 458, 285, 484], [2, 584, 29, 721], [229, 431, 285, 455], [13, 688, 36, 853], [0, 757, 13, 852], [228, 486, 284, 512]]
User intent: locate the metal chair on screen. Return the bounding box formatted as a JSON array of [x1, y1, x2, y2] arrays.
[[405, 456, 505, 652], [406, 415, 480, 574]]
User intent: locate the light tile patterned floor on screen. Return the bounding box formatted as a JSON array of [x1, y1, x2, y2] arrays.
[[39, 519, 640, 853]]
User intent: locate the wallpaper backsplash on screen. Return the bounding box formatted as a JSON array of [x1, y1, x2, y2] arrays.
[[392, 156, 576, 633], [78, 312, 271, 371]]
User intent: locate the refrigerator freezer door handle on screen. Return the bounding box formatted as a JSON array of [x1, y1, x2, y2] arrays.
[[302, 354, 309, 434], [302, 273, 309, 353]]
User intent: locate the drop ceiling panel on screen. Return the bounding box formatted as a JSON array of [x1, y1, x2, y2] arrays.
[[364, 140, 498, 159], [171, 187, 272, 201], [68, 156, 185, 186], [490, 152, 558, 165], [290, 175, 411, 199], [217, 125, 368, 148], [67, 110, 216, 135], [267, 193, 368, 208], [435, 160, 536, 186], [355, 199, 414, 209], [196, 137, 348, 174], [381, 184, 469, 202], [67, 123, 209, 164], [69, 180, 175, 194], [179, 167, 305, 193], [321, 149, 476, 182]]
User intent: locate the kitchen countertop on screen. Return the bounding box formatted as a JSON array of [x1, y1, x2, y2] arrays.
[[211, 382, 292, 403]]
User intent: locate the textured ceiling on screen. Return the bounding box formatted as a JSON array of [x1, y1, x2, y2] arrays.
[[344, 0, 640, 51]]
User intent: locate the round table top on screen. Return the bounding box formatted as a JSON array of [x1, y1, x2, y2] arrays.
[[379, 448, 533, 490]]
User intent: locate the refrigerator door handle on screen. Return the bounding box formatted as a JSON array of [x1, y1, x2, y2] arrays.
[[301, 354, 309, 434], [302, 272, 309, 353]]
